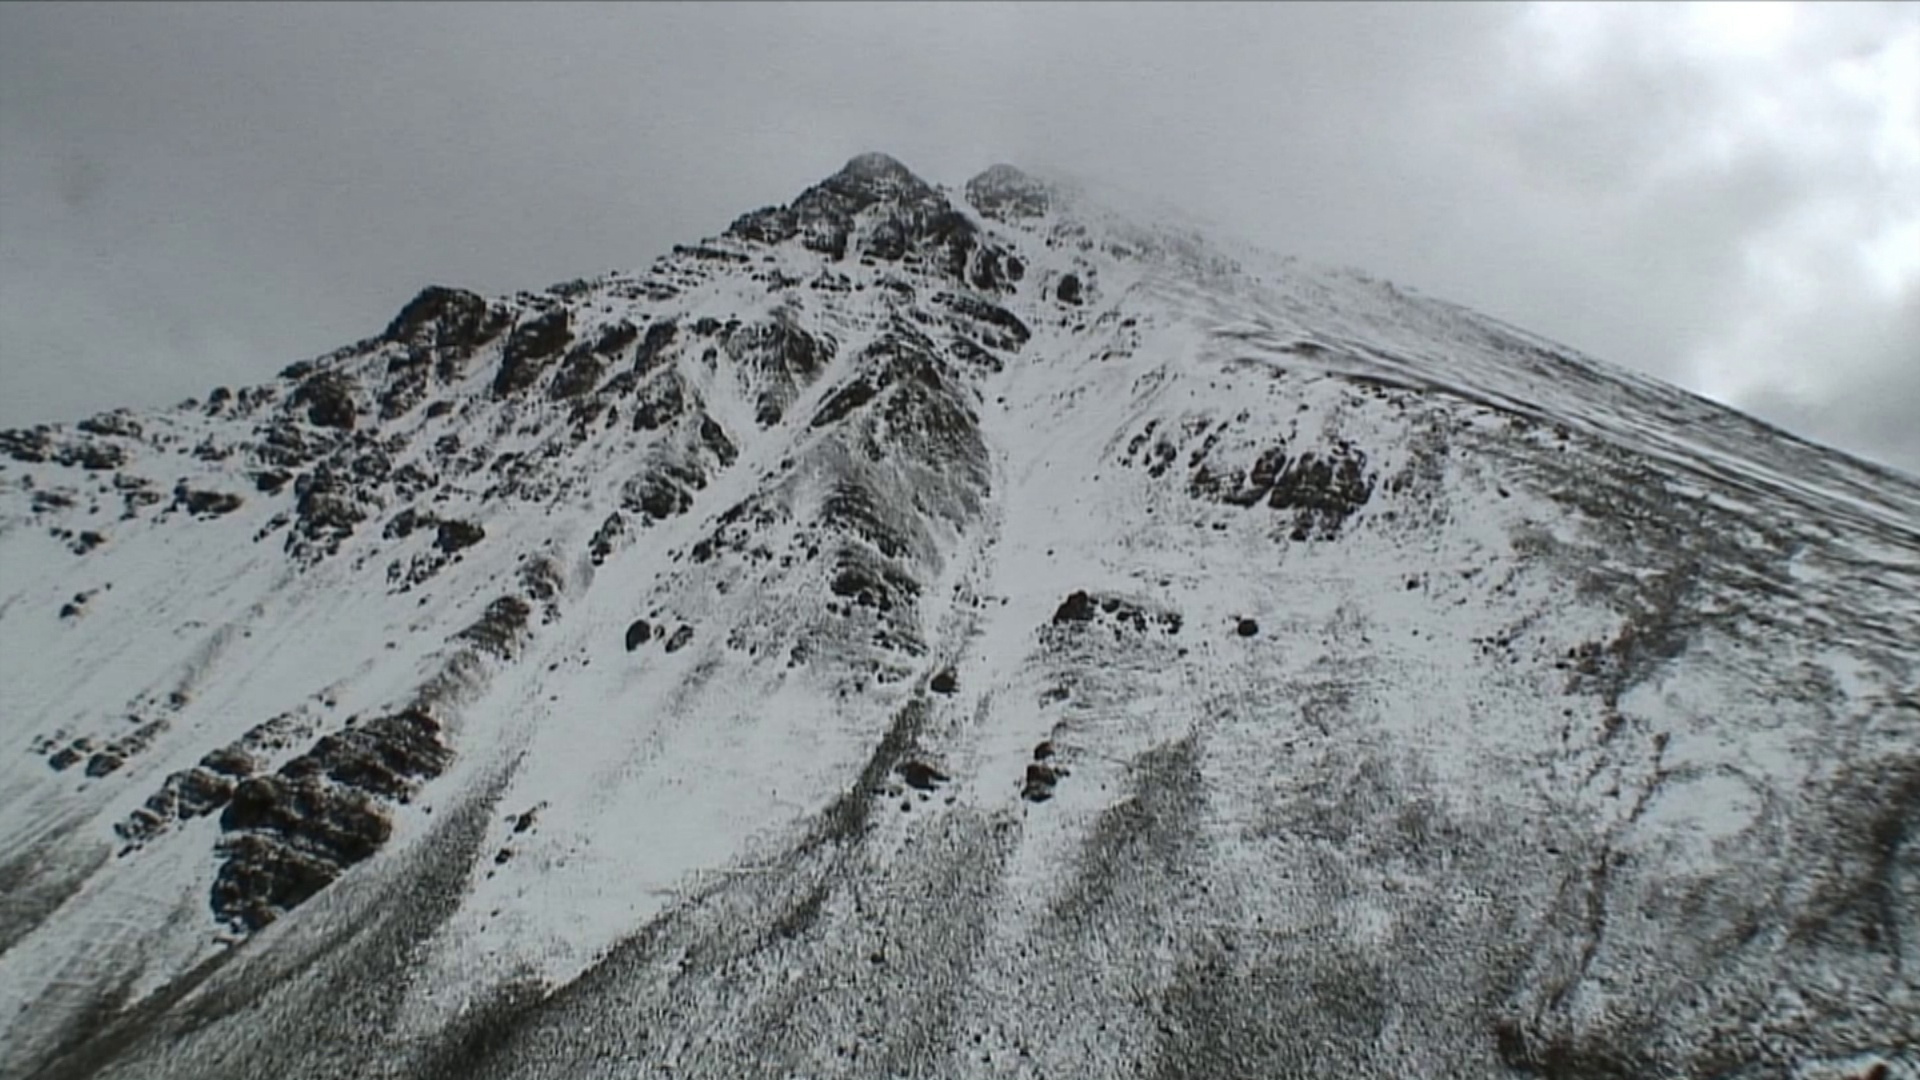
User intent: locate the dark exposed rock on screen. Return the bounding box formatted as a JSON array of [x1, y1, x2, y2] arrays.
[[494, 310, 574, 396], [254, 469, 293, 494], [519, 557, 564, 607], [455, 596, 533, 660], [175, 483, 245, 517], [0, 426, 53, 463], [383, 286, 505, 355], [1236, 618, 1260, 638], [1187, 436, 1376, 539], [830, 552, 920, 614], [1033, 740, 1056, 761], [32, 489, 75, 514], [625, 619, 652, 651], [213, 781, 387, 928], [934, 292, 1031, 350], [966, 164, 1052, 221], [1266, 445, 1375, 540], [674, 244, 749, 265], [210, 704, 452, 930], [633, 320, 678, 376], [291, 371, 360, 430], [632, 373, 689, 432], [664, 624, 694, 653], [547, 348, 607, 401], [279, 709, 453, 800], [947, 337, 1003, 374], [384, 506, 426, 541], [201, 744, 260, 777], [508, 805, 541, 833], [589, 511, 628, 566], [1022, 762, 1062, 802], [930, 668, 958, 695], [1048, 589, 1182, 636], [47, 739, 93, 771], [698, 415, 738, 466], [1056, 274, 1083, 305], [725, 319, 833, 426], [288, 465, 364, 559], [812, 378, 881, 429], [84, 716, 169, 777], [626, 471, 694, 521], [897, 760, 949, 791], [56, 438, 130, 471], [1053, 590, 1096, 624], [433, 519, 485, 554], [78, 412, 143, 439], [820, 480, 914, 560], [727, 154, 990, 278]]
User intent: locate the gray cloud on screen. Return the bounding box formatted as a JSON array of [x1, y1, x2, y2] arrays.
[[1, 2, 1914, 474]]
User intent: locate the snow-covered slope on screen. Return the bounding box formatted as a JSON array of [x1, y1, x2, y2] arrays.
[[3, 153, 1916, 1080]]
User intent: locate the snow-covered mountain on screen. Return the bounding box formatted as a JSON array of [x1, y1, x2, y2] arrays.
[[3, 153, 1917, 1080]]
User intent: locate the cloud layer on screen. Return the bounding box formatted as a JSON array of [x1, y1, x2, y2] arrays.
[[2, 2, 1914, 471]]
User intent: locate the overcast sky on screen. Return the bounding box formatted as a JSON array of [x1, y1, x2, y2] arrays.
[[2, 2, 1916, 473]]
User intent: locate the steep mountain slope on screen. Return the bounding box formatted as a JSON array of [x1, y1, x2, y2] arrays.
[[2, 153, 1916, 1080]]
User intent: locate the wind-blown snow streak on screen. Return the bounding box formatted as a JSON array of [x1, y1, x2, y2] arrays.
[[2, 154, 1916, 1079]]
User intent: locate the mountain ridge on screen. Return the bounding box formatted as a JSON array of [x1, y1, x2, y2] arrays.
[[2, 153, 1916, 1080]]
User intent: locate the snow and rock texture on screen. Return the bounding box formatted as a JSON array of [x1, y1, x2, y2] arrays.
[[3, 153, 1918, 1080]]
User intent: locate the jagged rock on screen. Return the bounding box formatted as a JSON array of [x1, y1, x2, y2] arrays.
[[278, 708, 452, 800], [0, 426, 53, 463], [1052, 590, 1097, 624], [456, 596, 532, 659], [433, 519, 485, 554], [633, 320, 678, 375], [1022, 762, 1061, 802], [210, 705, 450, 930], [1047, 589, 1182, 637], [625, 619, 652, 652], [897, 760, 948, 791], [930, 668, 958, 694], [58, 438, 129, 471], [664, 624, 694, 653], [1056, 274, 1083, 305], [78, 412, 144, 439], [494, 309, 574, 396], [966, 164, 1052, 220], [589, 511, 628, 565], [626, 470, 694, 521], [175, 484, 245, 517], [547, 347, 607, 401], [1236, 618, 1259, 637], [288, 466, 363, 558], [292, 371, 360, 430]]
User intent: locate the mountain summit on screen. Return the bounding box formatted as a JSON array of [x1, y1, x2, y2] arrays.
[[3, 154, 1917, 1079]]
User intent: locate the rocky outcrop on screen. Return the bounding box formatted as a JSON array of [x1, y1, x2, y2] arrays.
[[966, 163, 1053, 221], [493, 309, 574, 396], [209, 705, 452, 931]]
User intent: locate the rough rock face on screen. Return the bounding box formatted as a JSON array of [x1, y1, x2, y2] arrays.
[[2, 153, 1917, 1080]]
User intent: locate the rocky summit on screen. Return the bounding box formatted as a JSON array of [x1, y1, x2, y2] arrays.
[[2, 152, 1917, 1080]]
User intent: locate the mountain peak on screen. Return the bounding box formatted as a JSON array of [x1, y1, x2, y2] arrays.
[[965, 163, 1053, 220], [812, 151, 939, 208], [4, 154, 1919, 1080], [835, 151, 920, 183]]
